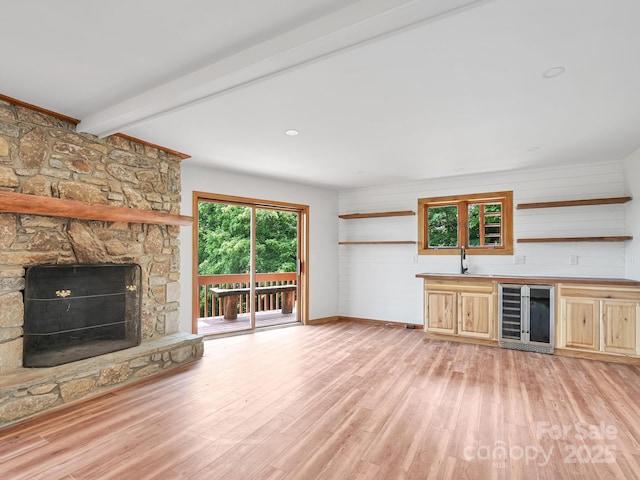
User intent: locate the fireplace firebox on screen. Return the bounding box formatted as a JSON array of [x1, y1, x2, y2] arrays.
[[23, 264, 142, 367]]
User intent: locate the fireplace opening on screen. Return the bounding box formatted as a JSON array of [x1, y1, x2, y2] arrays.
[[23, 264, 142, 367]]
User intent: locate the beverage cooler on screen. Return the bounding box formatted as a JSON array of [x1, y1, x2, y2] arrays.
[[499, 284, 554, 354]]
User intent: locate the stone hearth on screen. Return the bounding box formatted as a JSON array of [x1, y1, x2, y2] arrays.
[[0, 98, 203, 429]]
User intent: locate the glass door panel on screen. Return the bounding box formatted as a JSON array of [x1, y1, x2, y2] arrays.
[[196, 202, 253, 335], [196, 201, 302, 335], [529, 287, 552, 344], [255, 208, 300, 328], [499, 285, 523, 341]]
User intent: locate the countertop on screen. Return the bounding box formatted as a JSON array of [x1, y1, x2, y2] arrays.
[[415, 272, 640, 287]]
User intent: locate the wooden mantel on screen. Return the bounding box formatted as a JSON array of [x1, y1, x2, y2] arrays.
[[0, 191, 193, 226]]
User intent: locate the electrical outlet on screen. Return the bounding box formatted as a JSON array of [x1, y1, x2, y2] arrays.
[[569, 255, 578, 265], [513, 255, 525, 265]]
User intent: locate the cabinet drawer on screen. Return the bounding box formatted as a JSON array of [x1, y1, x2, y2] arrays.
[[425, 280, 495, 294], [559, 285, 640, 301]]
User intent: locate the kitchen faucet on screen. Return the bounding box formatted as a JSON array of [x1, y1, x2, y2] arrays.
[[460, 246, 469, 274]]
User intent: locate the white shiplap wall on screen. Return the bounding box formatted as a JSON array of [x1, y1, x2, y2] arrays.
[[339, 160, 629, 324], [625, 149, 640, 280]]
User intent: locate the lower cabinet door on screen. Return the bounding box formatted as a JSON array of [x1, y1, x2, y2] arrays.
[[603, 301, 638, 355], [459, 292, 492, 338], [426, 291, 457, 334], [563, 298, 600, 351]]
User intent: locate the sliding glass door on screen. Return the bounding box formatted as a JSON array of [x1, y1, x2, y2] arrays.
[[194, 193, 307, 336]]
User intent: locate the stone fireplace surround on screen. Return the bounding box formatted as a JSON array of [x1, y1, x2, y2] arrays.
[[0, 97, 203, 429]]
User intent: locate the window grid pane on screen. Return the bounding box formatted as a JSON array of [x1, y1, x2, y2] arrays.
[[468, 202, 502, 247], [484, 202, 502, 246], [427, 205, 458, 248]]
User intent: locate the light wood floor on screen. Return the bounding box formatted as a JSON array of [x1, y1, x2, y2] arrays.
[[2, 322, 640, 479]]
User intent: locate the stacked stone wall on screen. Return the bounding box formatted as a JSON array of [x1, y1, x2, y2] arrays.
[[0, 98, 204, 428], [0, 98, 184, 372], [0, 332, 204, 428]]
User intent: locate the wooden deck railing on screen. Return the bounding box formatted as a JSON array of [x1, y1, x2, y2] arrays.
[[197, 272, 297, 318]]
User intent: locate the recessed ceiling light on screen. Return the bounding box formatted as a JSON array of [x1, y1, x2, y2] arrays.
[[285, 129, 299, 136], [542, 67, 566, 79]]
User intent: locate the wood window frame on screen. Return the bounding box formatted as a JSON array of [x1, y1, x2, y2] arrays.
[[418, 191, 513, 255]]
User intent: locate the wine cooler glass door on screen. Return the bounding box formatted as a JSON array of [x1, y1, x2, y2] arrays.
[[500, 285, 524, 341], [529, 286, 553, 345]]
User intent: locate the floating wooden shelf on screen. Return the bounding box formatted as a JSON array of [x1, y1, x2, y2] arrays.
[[339, 241, 416, 245], [517, 196, 631, 210], [517, 236, 632, 243], [339, 210, 415, 219], [0, 191, 193, 226]]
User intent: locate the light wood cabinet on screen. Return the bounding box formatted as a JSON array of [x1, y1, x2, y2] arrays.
[[558, 285, 640, 358], [424, 280, 495, 340], [418, 274, 640, 362], [459, 292, 492, 338], [425, 291, 456, 334], [563, 298, 600, 350], [603, 301, 638, 354]]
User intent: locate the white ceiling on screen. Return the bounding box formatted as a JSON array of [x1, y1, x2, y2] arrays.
[[3, 0, 640, 189]]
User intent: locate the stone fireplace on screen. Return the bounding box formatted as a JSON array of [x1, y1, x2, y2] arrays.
[[0, 97, 203, 428]]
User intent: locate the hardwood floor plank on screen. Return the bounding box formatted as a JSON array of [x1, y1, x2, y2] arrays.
[[406, 424, 452, 479], [279, 403, 374, 479], [1, 322, 639, 479], [313, 425, 376, 479], [348, 460, 381, 479], [147, 439, 232, 480], [0, 434, 49, 463], [430, 369, 466, 431], [1, 409, 167, 479], [358, 361, 418, 435], [363, 385, 422, 472]]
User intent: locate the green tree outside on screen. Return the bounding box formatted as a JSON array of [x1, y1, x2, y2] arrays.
[[198, 203, 298, 275], [427, 202, 502, 247], [427, 205, 458, 247]]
